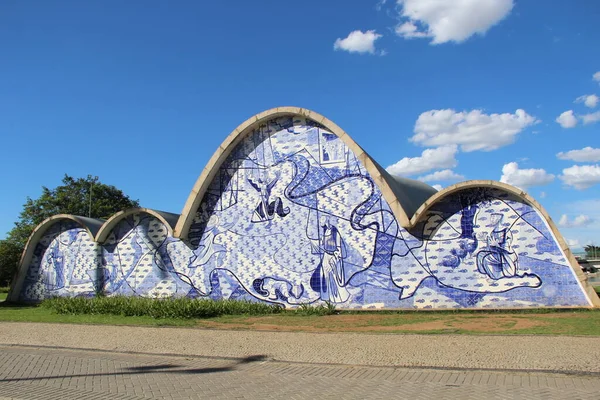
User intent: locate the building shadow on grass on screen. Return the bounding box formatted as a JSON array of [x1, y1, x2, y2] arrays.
[[0, 355, 268, 382], [0, 299, 39, 309]]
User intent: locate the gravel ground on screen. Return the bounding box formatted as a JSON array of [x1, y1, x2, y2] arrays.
[[0, 322, 599, 373]]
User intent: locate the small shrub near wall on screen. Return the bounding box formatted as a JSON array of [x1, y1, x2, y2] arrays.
[[42, 296, 284, 319]]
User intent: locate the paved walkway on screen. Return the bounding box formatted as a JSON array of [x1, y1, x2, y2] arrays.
[[1, 345, 600, 399], [0, 323, 600, 399]]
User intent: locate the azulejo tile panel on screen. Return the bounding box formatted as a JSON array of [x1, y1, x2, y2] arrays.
[[17, 115, 592, 308], [21, 221, 100, 301]]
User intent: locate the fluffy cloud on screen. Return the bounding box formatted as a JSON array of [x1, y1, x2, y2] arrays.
[[556, 109, 600, 127], [575, 94, 599, 108], [560, 165, 600, 190], [565, 238, 581, 248], [417, 169, 465, 182], [594, 71, 600, 85], [334, 30, 383, 55], [386, 145, 457, 176], [395, 0, 514, 44], [557, 147, 600, 163], [558, 214, 593, 228], [395, 21, 429, 38], [410, 109, 538, 152], [432, 184, 443, 191], [581, 110, 600, 125], [555, 110, 578, 128], [500, 162, 555, 189], [559, 199, 600, 249]]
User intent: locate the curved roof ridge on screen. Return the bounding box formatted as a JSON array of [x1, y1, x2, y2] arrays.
[[174, 106, 413, 239], [68, 215, 107, 237], [146, 209, 180, 229], [368, 156, 438, 222], [95, 207, 180, 243]]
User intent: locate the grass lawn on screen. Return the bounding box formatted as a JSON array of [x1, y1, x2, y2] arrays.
[[0, 301, 194, 327], [1, 297, 600, 335]]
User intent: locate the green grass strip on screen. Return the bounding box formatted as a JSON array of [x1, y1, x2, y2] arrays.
[[41, 296, 284, 319]]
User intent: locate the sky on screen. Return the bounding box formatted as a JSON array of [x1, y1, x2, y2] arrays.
[[1, 0, 599, 251]]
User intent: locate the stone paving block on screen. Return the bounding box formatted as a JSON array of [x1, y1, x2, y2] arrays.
[[1, 345, 600, 399]]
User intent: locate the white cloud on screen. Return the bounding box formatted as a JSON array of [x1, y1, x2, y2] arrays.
[[334, 30, 383, 55], [555, 110, 578, 128], [540, 191, 546, 199], [581, 110, 600, 125], [386, 145, 458, 176], [500, 162, 555, 189], [432, 184, 443, 191], [410, 109, 538, 152], [395, 21, 429, 38], [558, 214, 593, 228], [594, 71, 600, 85], [558, 199, 600, 250], [566, 238, 581, 249], [560, 165, 600, 190], [395, 0, 514, 44], [557, 147, 600, 163], [575, 94, 599, 108], [417, 169, 464, 182]]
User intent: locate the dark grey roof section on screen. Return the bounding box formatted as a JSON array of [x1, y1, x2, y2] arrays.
[[370, 158, 438, 221], [70, 216, 106, 237], [148, 210, 181, 230]]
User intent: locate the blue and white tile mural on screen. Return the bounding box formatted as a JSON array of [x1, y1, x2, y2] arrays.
[[102, 214, 176, 297], [21, 220, 100, 301], [16, 115, 593, 308]]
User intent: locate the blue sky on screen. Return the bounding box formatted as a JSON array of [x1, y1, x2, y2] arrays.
[[1, 0, 599, 250]]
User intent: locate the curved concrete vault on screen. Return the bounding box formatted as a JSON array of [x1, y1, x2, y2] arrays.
[[9, 107, 600, 308]]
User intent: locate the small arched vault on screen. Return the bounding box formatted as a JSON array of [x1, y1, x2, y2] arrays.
[[8, 215, 105, 302], [10, 107, 600, 308]]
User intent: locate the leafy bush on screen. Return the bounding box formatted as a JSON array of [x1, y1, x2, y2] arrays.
[[41, 296, 283, 319], [295, 302, 338, 316]]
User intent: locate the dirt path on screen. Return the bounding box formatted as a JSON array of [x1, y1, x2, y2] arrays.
[[198, 314, 549, 333]]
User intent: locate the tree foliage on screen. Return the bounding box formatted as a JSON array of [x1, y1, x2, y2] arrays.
[[0, 175, 139, 286], [585, 245, 600, 259], [0, 240, 22, 287]]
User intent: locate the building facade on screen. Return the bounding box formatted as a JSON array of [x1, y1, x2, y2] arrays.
[[9, 108, 599, 309]]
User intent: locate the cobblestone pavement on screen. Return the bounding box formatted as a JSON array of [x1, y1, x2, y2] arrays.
[[1, 345, 600, 400], [2, 322, 600, 373]]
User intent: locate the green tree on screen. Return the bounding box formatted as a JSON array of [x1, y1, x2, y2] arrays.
[[0, 240, 22, 287], [0, 175, 139, 286]]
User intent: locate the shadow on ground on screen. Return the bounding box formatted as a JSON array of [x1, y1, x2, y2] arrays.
[[0, 355, 268, 382]]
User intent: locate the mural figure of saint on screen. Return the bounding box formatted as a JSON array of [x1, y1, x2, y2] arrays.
[[45, 246, 64, 291], [247, 170, 290, 223], [476, 213, 519, 280], [310, 217, 349, 303]]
